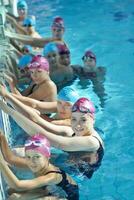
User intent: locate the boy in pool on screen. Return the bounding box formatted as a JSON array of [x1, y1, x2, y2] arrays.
[[18, 45, 33, 83], [0, 85, 79, 126], [0, 132, 79, 199], [73, 50, 107, 107]]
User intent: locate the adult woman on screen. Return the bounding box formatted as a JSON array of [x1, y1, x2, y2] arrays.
[[0, 97, 104, 179], [0, 132, 79, 199], [4, 55, 57, 102]]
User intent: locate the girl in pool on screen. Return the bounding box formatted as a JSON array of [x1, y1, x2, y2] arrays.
[[0, 132, 79, 199], [0, 97, 104, 179], [3, 55, 57, 102]]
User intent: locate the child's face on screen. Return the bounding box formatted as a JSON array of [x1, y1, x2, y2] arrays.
[[59, 53, 71, 66], [83, 56, 96, 69], [25, 150, 49, 173], [71, 112, 94, 136], [57, 100, 72, 119], [52, 27, 64, 40], [46, 52, 59, 67], [30, 68, 49, 84], [17, 7, 27, 18]]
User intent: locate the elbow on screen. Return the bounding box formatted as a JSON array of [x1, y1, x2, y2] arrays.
[[91, 142, 100, 151], [13, 182, 26, 191]]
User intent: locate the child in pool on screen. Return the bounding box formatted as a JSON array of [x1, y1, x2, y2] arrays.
[[0, 85, 79, 127], [3, 55, 57, 102], [22, 16, 41, 38], [0, 132, 79, 199], [18, 45, 33, 83], [73, 50, 107, 107]]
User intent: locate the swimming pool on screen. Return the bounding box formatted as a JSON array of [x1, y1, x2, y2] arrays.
[[10, 0, 134, 199]]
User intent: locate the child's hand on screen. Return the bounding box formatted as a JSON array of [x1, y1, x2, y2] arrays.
[[0, 84, 8, 97], [0, 150, 5, 164]]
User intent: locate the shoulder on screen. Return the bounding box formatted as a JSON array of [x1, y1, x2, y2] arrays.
[[92, 131, 104, 148], [46, 80, 57, 91], [71, 65, 83, 74], [97, 66, 106, 75]]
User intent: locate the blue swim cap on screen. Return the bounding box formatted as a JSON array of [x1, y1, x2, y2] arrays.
[[18, 55, 33, 69], [43, 42, 58, 56], [17, 0, 28, 9], [23, 17, 36, 27], [58, 86, 80, 104]]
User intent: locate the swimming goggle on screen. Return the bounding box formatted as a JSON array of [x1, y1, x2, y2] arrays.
[[17, 6, 27, 10], [25, 140, 44, 147], [72, 105, 93, 114], [82, 55, 96, 61], [23, 48, 30, 53], [29, 62, 40, 68], [59, 50, 70, 56], [52, 27, 63, 32], [23, 24, 32, 27]]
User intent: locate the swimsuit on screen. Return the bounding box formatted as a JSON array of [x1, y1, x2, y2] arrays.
[[68, 135, 104, 179], [41, 170, 79, 200]]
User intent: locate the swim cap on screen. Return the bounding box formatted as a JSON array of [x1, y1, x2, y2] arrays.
[[58, 86, 79, 104], [22, 45, 33, 53], [17, 0, 28, 9], [28, 55, 49, 71], [43, 42, 58, 56], [72, 97, 95, 115], [25, 134, 51, 158], [57, 44, 70, 55], [18, 55, 33, 69], [82, 50, 96, 62], [23, 17, 36, 27], [52, 16, 64, 29]]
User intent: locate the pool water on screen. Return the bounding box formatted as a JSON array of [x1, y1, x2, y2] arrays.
[[10, 0, 134, 199]]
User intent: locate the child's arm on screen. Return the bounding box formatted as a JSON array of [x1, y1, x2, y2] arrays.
[[0, 132, 28, 168], [0, 151, 60, 191]]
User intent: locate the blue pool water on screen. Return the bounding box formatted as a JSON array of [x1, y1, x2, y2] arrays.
[[10, 0, 134, 199]]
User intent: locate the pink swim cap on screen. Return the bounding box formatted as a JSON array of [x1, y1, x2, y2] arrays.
[[82, 50, 96, 62], [72, 97, 95, 115], [57, 44, 70, 55], [25, 134, 51, 158], [52, 16, 64, 29], [28, 55, 49, 72]]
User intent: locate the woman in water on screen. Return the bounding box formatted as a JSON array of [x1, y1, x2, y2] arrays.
[[0, 97, 104, 179], [0, 132, 79, 199], [3, 55, 57, 102]]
